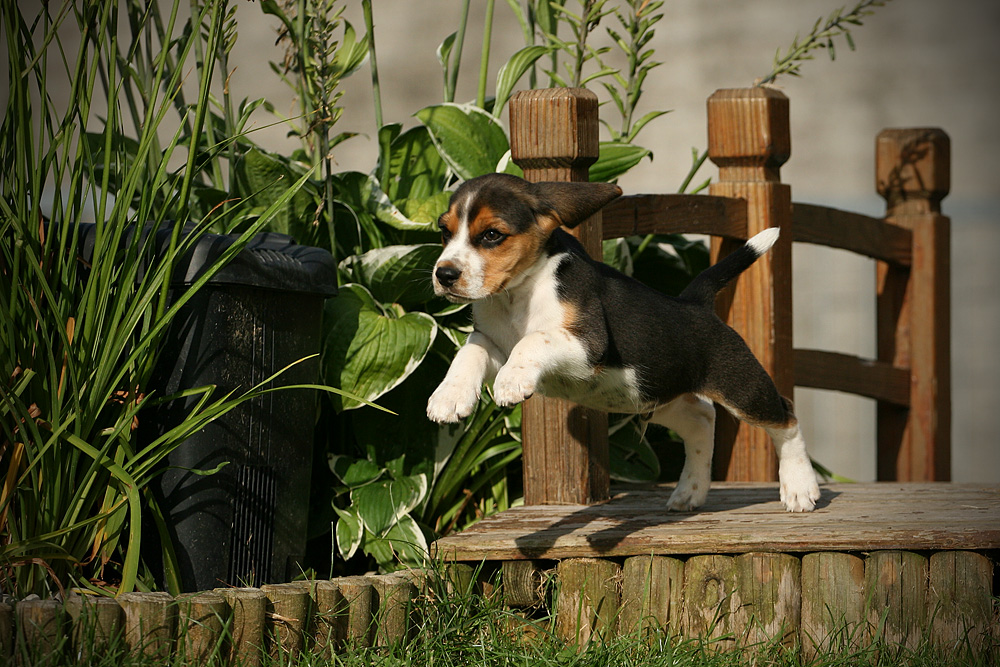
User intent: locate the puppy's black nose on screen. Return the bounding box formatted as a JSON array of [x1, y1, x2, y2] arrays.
[[435, 265, 461, 287]]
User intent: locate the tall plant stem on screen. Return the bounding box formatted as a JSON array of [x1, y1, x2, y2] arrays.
[[363, 0, 389, 193], [571, 0, 595, 87], [476, 0, 495, 109], [363, 0, 383, 130], [446, 0, 471, 103]]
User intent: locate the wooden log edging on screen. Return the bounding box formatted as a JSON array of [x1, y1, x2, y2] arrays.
[[538, 549, 997, 656], [4, 571, 424, 665], [5, 551, 996, 661]]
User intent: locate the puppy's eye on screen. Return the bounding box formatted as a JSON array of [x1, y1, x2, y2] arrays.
[[438, 224, 452, 243], [479, 229, 506, 247]]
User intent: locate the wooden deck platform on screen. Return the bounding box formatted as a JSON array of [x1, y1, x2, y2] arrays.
[[434, 483, 999, 654], [434, 482, 1000, 561]]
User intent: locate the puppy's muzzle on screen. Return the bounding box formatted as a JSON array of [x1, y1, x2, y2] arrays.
[[435, 265, 461, 288]]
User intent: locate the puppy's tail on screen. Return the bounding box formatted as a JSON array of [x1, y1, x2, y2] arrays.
[[679, 227, 780, 307]]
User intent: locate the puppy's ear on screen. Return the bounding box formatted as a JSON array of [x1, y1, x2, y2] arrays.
[[533, 181, 623, 229]]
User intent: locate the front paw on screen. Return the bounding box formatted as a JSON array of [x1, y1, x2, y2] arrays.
[[427, 381, 480, 423], [666, 476, 709, 512], [492, 364, 537, 407]]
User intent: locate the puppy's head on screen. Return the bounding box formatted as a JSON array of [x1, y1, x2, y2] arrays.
[[432, 173, 622, 302]]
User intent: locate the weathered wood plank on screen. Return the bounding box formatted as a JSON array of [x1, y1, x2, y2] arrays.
[[865, 551, 928, 650], [800, 552, 865, 660], [177, 591, 227, 663], [682, 554, 736, 648], [619, 555, 684, 639], [119, 592, 176, 660], [214, 587, 266, 667], [732, 552, 800, 647], [433, 483, 1000, 561], [928, 551, 994, 654], [555, 558, 621, 644]]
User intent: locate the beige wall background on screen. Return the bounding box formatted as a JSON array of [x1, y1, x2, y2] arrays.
[[12, 0, 1000, 482]]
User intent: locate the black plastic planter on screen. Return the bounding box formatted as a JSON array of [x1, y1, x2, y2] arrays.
[[81, 224, 337, 592]]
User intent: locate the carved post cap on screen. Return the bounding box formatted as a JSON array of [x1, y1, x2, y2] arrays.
[[877, 128, 950, 214], [708, 88, 791, 182], [509, 88, 600, 170]]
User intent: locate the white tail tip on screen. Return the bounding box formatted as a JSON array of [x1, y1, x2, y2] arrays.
[[746, 227, 781, 255]]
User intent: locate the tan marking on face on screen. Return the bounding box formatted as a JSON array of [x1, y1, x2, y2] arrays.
[[438, 208, 459, 244], [538, 213, 563, 234], [472, 207, 550, 294], [467, 205, 504, 240]]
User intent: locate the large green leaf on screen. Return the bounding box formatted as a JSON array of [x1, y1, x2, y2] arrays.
[[351, 472, 428, 538], [415, 103, 509, 180], [338, 244, 440, 308], [235, 147, 319, 240], [398, 191, 453, 225], [368, 175, 438, 233], [329, 455, 383, 487], [333, 505, 363, 560], [322, 284, 436, 411], [590, 141, 652, 183], [494, 45, 550, 115], [383, 126, 449, 202], [363, 514, 429, 569]]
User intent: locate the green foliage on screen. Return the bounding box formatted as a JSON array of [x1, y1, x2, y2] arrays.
[[0, 0, 338, 597]]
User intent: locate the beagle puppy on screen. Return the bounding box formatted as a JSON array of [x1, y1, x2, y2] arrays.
[[426, 173, 820, 512]]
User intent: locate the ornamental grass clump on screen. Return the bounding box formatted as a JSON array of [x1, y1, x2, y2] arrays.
[[0, 0, 318, 597]]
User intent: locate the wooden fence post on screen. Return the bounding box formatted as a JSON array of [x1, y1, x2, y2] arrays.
[[555, 558, 621, 645], [214, 587, 267, 667], [618, 555, 684, 639], [509, 88, 609, 505], [262, 582, 311, 659], [15, 599, 65, 664], [176, 591, 228, 663], [875, 128, 951, 481], [65, 595, 124, 660], [119, 591, 176, 660], [800, 552, 865, 659], [865, 550, 928, 649], [706, 88, 793, 482]]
